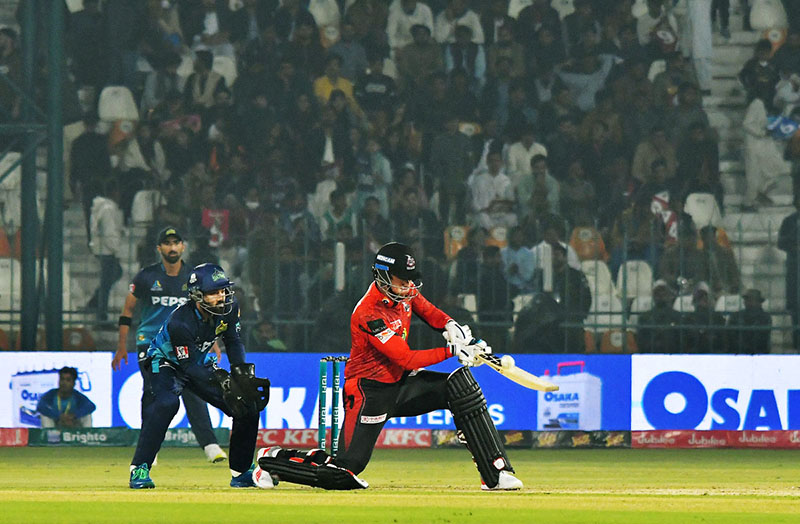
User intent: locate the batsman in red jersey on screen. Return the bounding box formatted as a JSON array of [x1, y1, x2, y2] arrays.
[[257, 242, 523, 491]]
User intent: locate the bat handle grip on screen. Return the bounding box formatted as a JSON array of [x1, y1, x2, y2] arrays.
[[557, 361, 585, 375]]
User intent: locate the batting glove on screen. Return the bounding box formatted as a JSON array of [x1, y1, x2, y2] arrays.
[[443, 319, 472, 345]]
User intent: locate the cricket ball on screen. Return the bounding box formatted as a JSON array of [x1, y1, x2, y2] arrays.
[[500, 355, 515, 368]]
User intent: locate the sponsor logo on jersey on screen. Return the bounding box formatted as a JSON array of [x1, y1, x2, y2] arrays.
[[151, 296, 189, 307], [175, 345, 189, 360], [150, 280, 163, 292], [376, 254, 395, 264], [366, 319, 388, 334], [215, 320, 228, 335], [137, 334, 146, 342], [375, 328, 394, 343], [360, 413, 387, 424], [403, 302, 410, 312], [390, 319, 402, 331]]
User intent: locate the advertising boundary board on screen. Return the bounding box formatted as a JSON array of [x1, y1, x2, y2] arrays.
[[7, 429, 800, 449]]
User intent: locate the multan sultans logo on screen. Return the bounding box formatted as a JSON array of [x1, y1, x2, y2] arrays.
[[215, 320, 228, 335], [212, 269, 226, 282], [150, 280, 163, 291]]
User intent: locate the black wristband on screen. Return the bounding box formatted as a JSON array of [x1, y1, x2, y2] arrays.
[[118, 315, 132, 326]]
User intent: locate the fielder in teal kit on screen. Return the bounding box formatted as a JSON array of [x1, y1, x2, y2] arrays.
[[128, 263, 271, 489]]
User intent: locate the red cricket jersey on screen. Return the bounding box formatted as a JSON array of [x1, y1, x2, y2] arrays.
[[346, 282, 453, 383]]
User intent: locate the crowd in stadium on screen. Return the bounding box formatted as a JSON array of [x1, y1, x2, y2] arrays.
[[4, 0, 800, 353]]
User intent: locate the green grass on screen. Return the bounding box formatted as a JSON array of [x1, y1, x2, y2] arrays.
[[0, 447, 798, 523]]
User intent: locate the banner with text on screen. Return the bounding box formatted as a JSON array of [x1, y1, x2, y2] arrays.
[[631, 355, 800, 431]]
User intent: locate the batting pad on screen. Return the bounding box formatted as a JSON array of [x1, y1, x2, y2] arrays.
[[447, 366, 514, 489], [258, 449, 369, 490]]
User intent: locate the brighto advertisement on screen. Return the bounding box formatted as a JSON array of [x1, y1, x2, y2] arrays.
[[631, 355, 800, 431]]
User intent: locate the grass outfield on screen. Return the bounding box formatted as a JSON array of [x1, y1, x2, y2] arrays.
[[0, 447, 798, 523]]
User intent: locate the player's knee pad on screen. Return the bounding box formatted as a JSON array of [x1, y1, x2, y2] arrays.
[[446, 366, 513, 489], [257, 447, 368, 490]]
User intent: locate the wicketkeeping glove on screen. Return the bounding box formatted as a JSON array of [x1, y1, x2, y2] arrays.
[[443, 319, 472, 345], [450, 338, 491, 367], [231, 363, 271, 412], [213, 367, 251, 418]]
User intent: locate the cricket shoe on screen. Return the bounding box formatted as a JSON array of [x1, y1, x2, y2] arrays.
[[481, 471, 523, 491], [204, 443, 228, 463], [129, 463, 155, 489], [231, 464, 276, 488]]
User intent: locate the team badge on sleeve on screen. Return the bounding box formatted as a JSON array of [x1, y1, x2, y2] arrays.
[[366, 318, 394, 343]]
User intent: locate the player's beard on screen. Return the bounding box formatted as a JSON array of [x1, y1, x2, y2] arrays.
[[163, 252, 181, 264]]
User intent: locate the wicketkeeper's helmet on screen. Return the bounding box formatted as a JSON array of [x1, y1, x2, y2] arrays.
[[188, 263, 235, 315]]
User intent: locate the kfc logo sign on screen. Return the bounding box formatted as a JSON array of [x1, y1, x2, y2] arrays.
[[375, 429, 431, 448]]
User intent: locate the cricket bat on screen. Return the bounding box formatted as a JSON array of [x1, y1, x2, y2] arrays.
[[476, 353, 559, 392]]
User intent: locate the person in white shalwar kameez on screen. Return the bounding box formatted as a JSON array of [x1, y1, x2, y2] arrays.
[[743, 90, 792, 207]]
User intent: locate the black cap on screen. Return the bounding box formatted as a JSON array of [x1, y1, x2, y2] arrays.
[[157, 226, 182, 244], [374, 242, 420, 281]]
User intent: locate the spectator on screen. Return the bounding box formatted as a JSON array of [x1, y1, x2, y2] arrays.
[[506, 126, 547, 187], [698, 225, 740, 295], [480, 57, 515, 132], [435, 0, 483, 44], [676, 122, 720, 192], [742, 84, 792, 209], [329, 21, 369, 81], [519, 154, 559, 220], [183, 50, 226, 112], [610, 190, 664, 276], [386, 0, 434, 52], [555, 49, 616, 112], [141, 51, 182, 117], [429, 115, 473, 222], [502, 79, 539, 138], [36, 367, 96, 428], [665, 82, 710, 145], [711, 0, 732, 39], [68, 0, 107, 92], [682, 281, 728, 353], [531, 214, 581, 271], [771, 28, 800, 78], [632, 125, 677, 185], [579, 89, 623, 148], [562, 0, 601, 55], [313, 54, 362, 116], [468, 148, 515, 230], [636, 279, 682, 353], [452, 226, 488, 294], [444, 25, 487, 93], [184, 0, 237, 58], [486, 19, 525, 79], [728, 289, 772, 354], [247, 318, 289, 352], [70, 113, 113, 240], [358, 195, 392, 252], [355, 52, 398, 114], [544, 115, 580, 179], [652, 52, 699, 110], [501, 226, 536, 295], [395, 23, 445, 91], [539, 83, 582, 137], [738, 39, 781, 103], [395, 186, 443, 257], [559, 158, 596, 226], [658, 219, 705, 291], [684, 0, 713, 93], [320, 188, 355, 241], [283, 18, 326, 77], [86, 180, 124, 321], [230, 0, 273, 44], [354, 135, 392, 218], [481, 0, 510, 46], [550, 242, 592, 351], [637, 0, 679, 50], [774, 74, 800, 115], [476, 245, 512, 347], [307, 0, 341, 49]]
